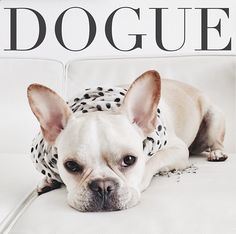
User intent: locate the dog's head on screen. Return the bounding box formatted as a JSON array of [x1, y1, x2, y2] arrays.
[[27, 70, 161, 212]]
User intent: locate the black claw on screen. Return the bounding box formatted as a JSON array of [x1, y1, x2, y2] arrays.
[[51, 180, 62, 189], [38, 186, 53, 195], [38, 180, 62, 195], [208, 156, 228, 162]]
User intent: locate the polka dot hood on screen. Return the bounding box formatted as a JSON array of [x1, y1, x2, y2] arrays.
[[30, 86, 168, 183]]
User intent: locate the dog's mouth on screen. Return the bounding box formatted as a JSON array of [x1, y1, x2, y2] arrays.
[[68, 189, 139, 212], [84, 201, 123, 212], [78, 194, 130, 212]]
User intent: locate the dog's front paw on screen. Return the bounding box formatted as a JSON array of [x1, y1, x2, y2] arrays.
[[207, 150, 228, 162], [37, 177, 62, 195]]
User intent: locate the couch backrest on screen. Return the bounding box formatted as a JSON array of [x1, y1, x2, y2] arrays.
[[0, 58, 64, 154], [66, 56, 236, 153]]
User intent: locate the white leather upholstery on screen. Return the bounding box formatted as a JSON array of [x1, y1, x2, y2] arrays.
[[0, 154, 41, 228], [0, 56, 235, 234]]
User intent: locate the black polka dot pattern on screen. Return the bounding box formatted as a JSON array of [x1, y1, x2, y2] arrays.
[[30, 134, 62, 183], [142, 105, 168, 157], [84, 94, 90, 99], [66, 86, 127, 117], [30, 86, 168, 182]]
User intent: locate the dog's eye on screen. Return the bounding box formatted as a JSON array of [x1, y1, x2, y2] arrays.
[[64, 160, 83, 173], [122, 155, 137, 167]]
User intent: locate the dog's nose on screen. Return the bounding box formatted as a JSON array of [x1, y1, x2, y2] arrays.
[[88, 179, 117, 198]]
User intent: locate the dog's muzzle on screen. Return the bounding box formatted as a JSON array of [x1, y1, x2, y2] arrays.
[[87, 178, 120, 212]]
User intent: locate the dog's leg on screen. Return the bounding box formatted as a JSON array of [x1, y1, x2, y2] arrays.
[[37, 177, 62, 195], [140, 135, 190, 192], [189, 104, 228, 161], [205, 106, 228, 161]]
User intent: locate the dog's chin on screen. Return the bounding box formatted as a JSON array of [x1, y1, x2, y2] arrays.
[[67, 188, 141, 212]]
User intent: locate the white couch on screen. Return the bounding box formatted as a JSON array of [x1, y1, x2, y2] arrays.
[[0, 56, 235, 234]]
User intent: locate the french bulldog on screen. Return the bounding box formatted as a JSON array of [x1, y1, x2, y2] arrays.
[[27, 70, 227, 212]]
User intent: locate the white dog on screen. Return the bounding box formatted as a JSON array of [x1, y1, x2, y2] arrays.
[[27, 70, 227, 212]]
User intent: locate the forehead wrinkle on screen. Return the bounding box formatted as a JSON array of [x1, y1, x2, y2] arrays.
[[79, 168, 93, 187], [103, 156, 128, 183]]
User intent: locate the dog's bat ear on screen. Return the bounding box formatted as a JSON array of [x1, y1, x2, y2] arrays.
[[122, 70, 161, 135], [27, 84, 72, 144]]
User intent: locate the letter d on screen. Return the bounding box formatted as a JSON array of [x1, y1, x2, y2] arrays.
[[4, 8, 46, 51]]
